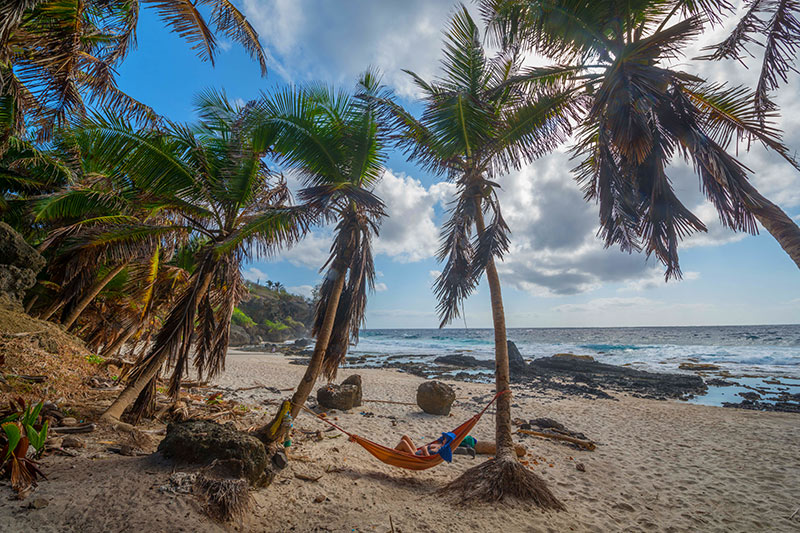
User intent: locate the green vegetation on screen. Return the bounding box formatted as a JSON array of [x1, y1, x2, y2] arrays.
[[230, 282, 313, 343], [231, 308, 256, 329]]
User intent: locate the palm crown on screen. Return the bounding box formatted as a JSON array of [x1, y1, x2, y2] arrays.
[[375, 6, 573, 326], [482, 0, 800, 274]]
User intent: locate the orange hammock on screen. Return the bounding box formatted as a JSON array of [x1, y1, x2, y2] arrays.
[[301, 390, 506, 471]]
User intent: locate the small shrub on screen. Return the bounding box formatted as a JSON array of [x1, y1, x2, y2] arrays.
[[231, 308, 256, 328]]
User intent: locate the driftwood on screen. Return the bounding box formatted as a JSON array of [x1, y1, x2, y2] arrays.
[[474, 441, 527, 457], [51, 423, 96, 434], [517, 429, 596, 451]]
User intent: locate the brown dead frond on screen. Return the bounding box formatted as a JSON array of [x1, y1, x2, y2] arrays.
[[195, 475, 253, 522], [442, 457, 564, 510]]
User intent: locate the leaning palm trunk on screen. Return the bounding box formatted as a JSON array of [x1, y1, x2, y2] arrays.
[[743, 186, 800, 269], [444, 202, 562, 509], [101, 270, 214, 421], [288, 269, 347, 419], [100, 322, 138, 359], [62, 261, 128, 330]]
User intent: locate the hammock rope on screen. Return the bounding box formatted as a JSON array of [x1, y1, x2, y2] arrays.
[[292, 390, 507, 471]]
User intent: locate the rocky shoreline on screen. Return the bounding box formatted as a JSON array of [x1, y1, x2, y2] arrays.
[[265, 339, 800, 413]]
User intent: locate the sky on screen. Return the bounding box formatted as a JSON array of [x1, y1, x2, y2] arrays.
[[115, 1, 800, 328]]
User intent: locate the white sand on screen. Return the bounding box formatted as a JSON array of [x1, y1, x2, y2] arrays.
[[2, 350, 798, 532], [218, 352, 800, 533]]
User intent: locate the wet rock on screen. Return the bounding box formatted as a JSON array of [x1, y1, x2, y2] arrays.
[[158, 419, 273, 487], [317, 383, 360, 411], [507, 340, 527, 373], [553, 353, 594, 362], [61, 436, 85, 448], [705, 378, 736, 387], [434, 354, 492, 368], [341, 374, 363, 407], [738, 391, 761, 401], [527, 355, 707, 399], [679, 363, 720, 371], [294, 338, 312, 348], [416, 381, 455, 415]]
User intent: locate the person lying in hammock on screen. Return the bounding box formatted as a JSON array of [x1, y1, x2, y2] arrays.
[[394, 435, 442, 456]]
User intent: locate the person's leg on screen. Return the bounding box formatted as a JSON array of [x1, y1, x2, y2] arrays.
[[395, 435, 416, 454]]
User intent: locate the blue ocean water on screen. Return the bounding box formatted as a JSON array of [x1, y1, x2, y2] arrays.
[[351, 325, 800, 378]]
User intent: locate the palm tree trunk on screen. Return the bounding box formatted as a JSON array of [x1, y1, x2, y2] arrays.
[[100, 323, 138, 359], [472, 204, 515, 461], [743, 187, 800, 269], [289, 268, 347, 419], [101, 271, 214, 422], [38, 299, 63, 321], [62, 262, 128, 330]]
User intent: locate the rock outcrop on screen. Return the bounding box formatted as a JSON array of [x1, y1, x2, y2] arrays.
[[158, 419, 285, 487], [416, 380, 456, 415], [341, 374, 363, 407], [0, 223, 45, 309], [317, 383, 360, 410]]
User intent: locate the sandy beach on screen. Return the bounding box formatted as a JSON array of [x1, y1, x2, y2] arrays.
[[2, 349, 799, 533]]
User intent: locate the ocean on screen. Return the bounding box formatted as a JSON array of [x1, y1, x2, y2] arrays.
[[351, 324, 800, 378], [345, 325, 800, 407]]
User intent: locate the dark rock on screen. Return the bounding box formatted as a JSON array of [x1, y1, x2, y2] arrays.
[[228, 324, 251, 347], [158, 419, 272, 486], [738, 391, 761, 401], [294, 338, 312, 348], [341, 374, 363, 407], [61, 436, 85, 449], [507, 340, 527, 373], [434, 354, 493, 368], [679, 362, 720, 371], [527, 355, 707, 399], [722, 399, 800, 413], [317, 383, 360, 410], [271, 449, 288, 470], [0, 222, 45, 272], [0, 223, 45, 309], [416, 380, 456, 415], [28, 498, 49, 509], [706, 378, 736, 387], [529, 418, 566, 431]]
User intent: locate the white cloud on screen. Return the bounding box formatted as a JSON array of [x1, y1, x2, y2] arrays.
[[242, 266, 268, 283], [428, 270, 442, 281], [287, 285, 315, 298], [374, 282, 388, 292], [372, 170, 454, 262], [242, 0, 461, 96]]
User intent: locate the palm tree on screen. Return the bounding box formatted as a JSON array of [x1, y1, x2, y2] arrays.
[[372, 7, 569, 507], [253, 72, 390, 421], [700, 1, 800, 123], [481, 0, 800, 272], [87, 91, 308, 422], [0, 0, 267, 141]]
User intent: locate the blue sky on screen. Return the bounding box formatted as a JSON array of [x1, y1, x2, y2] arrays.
[[116, 1, 800, 328]]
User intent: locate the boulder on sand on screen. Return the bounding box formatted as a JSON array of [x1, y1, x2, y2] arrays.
[[341, 374, 363, 407], [317, 383, 360, 410], [416, 380, 455, 415], [158, 419, 283, 487], [0, 222, 46, 308]]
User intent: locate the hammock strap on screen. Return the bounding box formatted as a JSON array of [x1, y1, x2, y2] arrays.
[[292, 389, 508, 440]]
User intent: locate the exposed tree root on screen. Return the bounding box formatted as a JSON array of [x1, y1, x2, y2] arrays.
[[442, 457, 564, 510]]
